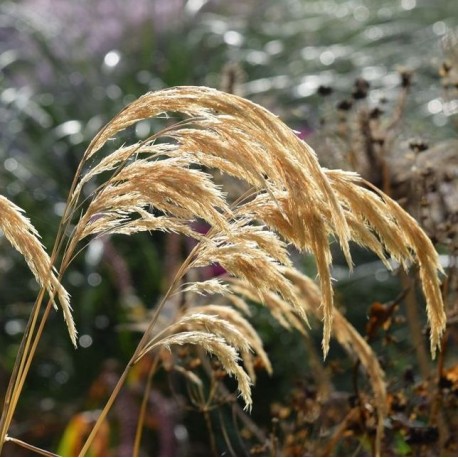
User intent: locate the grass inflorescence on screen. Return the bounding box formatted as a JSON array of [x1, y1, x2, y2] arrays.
[[0, 86, 446, 457]]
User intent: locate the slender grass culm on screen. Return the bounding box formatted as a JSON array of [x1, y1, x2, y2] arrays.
[[0, 86, 446, 457]]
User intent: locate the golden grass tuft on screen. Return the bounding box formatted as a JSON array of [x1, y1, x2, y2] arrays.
[[325, 170, 447, 356], [186, 305, 273, 379], [0, 195, 76, 347], [129, 302, 272, 405], [205, 267, 387, 455], [2, 85, 443, 363], [135, 330, 252, 409], [69, 85, 445, 357], [1, 85, 447, 457]]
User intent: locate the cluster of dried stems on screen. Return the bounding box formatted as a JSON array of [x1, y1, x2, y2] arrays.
[[0, 86, 447, 456]]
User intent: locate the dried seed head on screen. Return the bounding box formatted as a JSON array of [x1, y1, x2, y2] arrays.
[[70, 86, 445, 358], [0, 195, 77, 346], [138, 331, 252, 409]]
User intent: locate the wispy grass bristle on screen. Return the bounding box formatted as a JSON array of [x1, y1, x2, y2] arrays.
[[189, 305, 273, 378], [227, 278, 308, 334], [180, 279, 231, 296], [70, 86, 445, 358], [192, 227, 302, 320], [0, 195, 77, 347], [325, 170, 446, 356], [1, 83, 448, 457], [136, 331, 252, 409], [173, 312, 252, 354]]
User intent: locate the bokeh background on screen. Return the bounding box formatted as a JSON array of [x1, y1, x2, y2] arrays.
[[1, 0, 457, 456]]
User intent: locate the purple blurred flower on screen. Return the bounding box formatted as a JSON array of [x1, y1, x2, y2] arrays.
[[189, 221, 226, 278]]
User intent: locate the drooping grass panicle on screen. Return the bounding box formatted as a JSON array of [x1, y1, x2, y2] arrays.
[[189, 305, 272, 377], [74, 142, 177, 197], [238, 190, 391, 270], [325, 170, 446, 356], [72, 159, 230, 244], [69, 87, 351, 346], [227, 278, 308, 334], [0, 195, 77, 347], [71, 139, 234, 257], [237, 167, 445, 356], [170, 312, 252, 355], [67, 85, 445, 358], [325, 170, 414, 265], [83, 213, 198, 240], [235, 192, 334, 353], [173, 310, 265, 381], [189, 220, 304, 326], [180, 278, 231, 297], [135, 330, 252, 409]]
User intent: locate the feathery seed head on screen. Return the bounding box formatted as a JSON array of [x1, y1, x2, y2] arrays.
[[70, 86, 445, 358], [0, 195, 77, 346]]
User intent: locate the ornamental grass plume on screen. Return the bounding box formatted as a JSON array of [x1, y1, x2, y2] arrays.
[[135, 330, 253, 409], [69, 86, 445, 358], [130, 306, 270, 410], [177, 264, 387, 454], [0, 195, 76, 346], [0, 85, 447, 457], [188, 305, 273, 379]]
